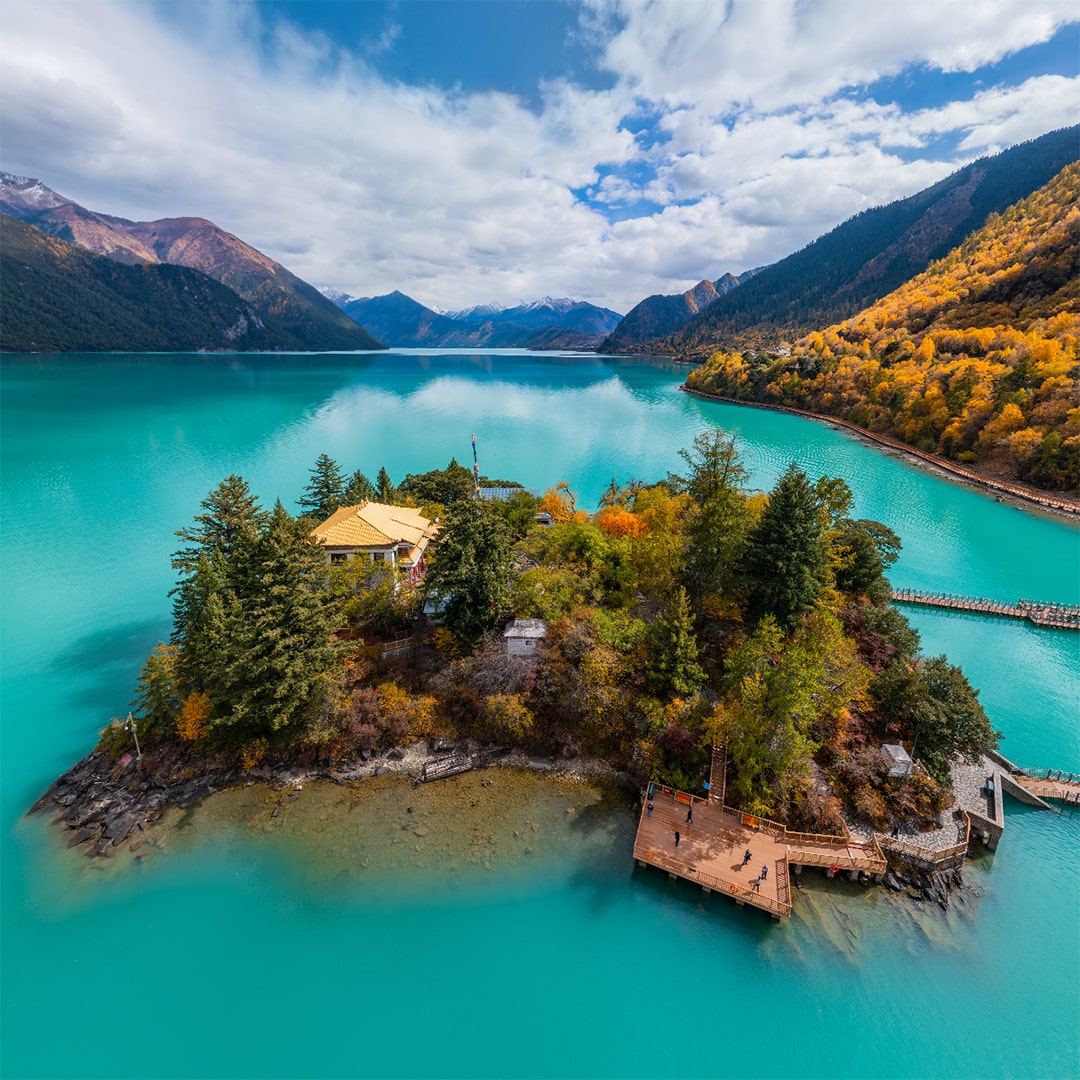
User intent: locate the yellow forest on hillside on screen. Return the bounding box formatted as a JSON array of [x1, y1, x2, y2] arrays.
[[687, 163, 1080, 490]]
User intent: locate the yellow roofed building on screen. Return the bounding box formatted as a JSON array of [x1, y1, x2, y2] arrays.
[[310, 501, 437, 582]]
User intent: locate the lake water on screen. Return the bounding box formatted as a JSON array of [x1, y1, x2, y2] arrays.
[[2, 350, 1078, 1079]]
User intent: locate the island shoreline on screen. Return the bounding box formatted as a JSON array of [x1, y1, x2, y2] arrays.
[[30, 737, 976, 915], [28, 737, 634, 859]]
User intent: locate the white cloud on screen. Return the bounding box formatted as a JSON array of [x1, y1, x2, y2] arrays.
[[0, 0, 1075, 314]]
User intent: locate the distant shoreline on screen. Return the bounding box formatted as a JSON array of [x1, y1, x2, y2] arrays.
[[680, 385, 1080, 524]]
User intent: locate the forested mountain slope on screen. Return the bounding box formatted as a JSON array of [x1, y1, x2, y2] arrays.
[[0, 173, 384, 351], [655, 125, 1079, 359], [0, 215, 302, 352], [686, 163, 1080, 490]]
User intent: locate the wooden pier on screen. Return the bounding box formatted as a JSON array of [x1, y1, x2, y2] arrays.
[[1010, 771, 1080, 804], [634, 774, 886, 921], [891, 589, 1080, 630]]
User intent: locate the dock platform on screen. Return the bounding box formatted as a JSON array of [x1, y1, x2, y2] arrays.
[[633, 778, 886, 920]]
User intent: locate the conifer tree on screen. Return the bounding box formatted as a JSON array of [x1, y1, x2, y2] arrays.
[[208, 502, 340, 739], [745, 463, 829, 628], [172, 474, 266, 579], [648, 586, 705, 699], [131, 642, 181, 740], [344, 468, 376, 505], [424, 497, 513, 645], [298, 454, 346, 521], [376, 466, 396, 503], [171, 550, 236, 702]]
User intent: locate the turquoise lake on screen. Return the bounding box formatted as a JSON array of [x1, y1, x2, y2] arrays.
[[2, 350, 1078, 1079]]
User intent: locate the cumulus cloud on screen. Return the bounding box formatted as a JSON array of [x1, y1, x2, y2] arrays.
[[0, 0, 1075, 313]]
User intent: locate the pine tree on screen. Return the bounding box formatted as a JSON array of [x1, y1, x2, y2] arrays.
[[683, 489, 753, 602], [376, 466, 396, 503], [745, 463, 829, 628], [911, 656, 1000, 784], [424, 497, 513, 645], [172, 474, 266, 579], [344, 468, 376, 505], [298, 454, 346, 521], [209, 502, 341, 740], [649, 586, 705, 699], [171, 550, 236, 700]]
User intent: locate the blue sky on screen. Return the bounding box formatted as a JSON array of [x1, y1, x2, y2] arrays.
[[1, 1, 1077, 312]]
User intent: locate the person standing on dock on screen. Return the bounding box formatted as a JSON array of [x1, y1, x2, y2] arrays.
[[647, 800, 653, 818], [742, 849, 752, 867], [685, 807, 693, 825], [675, 831, 680, 847], [761, 864, 768, 880]]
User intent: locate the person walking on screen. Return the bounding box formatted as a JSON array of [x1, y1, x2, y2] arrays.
[[761, 864, 768, 880], [685, 807, 693, 825], [742, 849, 752, 867], [675, 831, 681, 848]]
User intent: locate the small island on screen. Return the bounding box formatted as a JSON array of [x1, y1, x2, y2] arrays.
[[35, 433, 1026, 916]]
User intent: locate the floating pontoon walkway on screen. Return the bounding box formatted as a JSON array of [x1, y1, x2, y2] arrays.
[[891, 589, 1080, 630]]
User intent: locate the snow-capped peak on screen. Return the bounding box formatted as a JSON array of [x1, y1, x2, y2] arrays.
[[441, 301, 506, 321], [317, 286, 354, 307], [0, 172, 72, 210]]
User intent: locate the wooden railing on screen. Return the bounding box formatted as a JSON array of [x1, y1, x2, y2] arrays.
[[774, 859, 790, 911], [787, 847, 886, 873], [379, 634, 418, 656], [634, 843, 792, 919], [875, 812, 970, 867], [891, 590, 1080, 630], [783, 829, 849, 848]]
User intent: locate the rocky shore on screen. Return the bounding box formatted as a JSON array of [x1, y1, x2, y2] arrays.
[[880, 864, 976, 913], [29, 738, 628, 858], [31, 739, 975, 916]]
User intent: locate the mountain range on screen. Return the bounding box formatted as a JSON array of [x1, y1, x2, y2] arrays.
[[598, 271, 758, 353], [637, 124, 1080, 359], [331, 291, 622, 349], [0, 173, 384, 352]]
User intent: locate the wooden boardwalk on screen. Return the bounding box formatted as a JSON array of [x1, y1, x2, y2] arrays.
[[891, 589, 1080, 630], [1011, 773, 1080, 804], [634, 792, 792, 918], [634, 776, 886, 921]]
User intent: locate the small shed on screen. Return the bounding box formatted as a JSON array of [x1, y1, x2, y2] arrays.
[[882, 743, 913, 779], [504, 618, 548, 658]]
